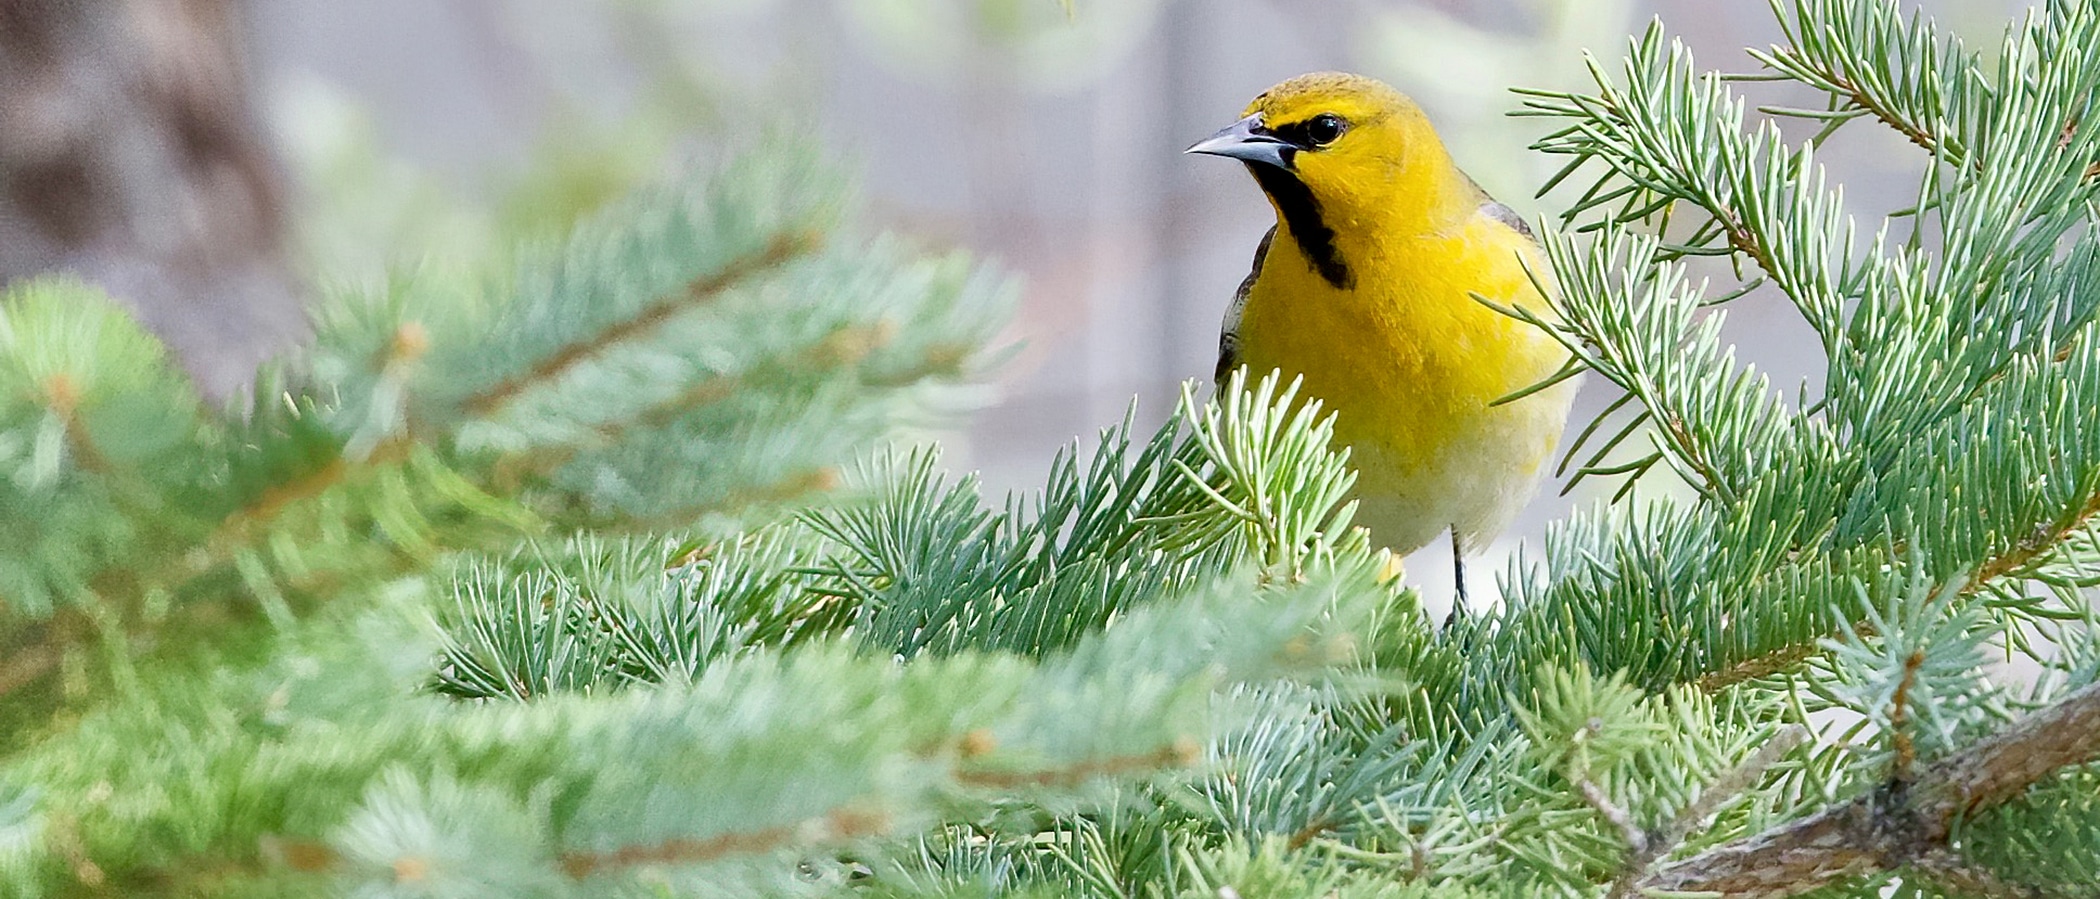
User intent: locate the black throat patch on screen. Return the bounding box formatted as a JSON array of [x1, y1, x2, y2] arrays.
[[1248, 162, 1353, 290]]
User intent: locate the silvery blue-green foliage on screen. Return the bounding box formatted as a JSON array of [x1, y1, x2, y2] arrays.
[[1472, 0, 2100, 891], [428, 532, 846, 700], [1803, 574, 2009, 772], [399, 3, 2100, 894], [0, 281, 205, 616], [8, 2, 2100, 897], [0, 541, 1383, 897], [0, 136, 1018, 894], [1197, 683, 1422, 844], [303, 144, 1010, 525], [797, 371, 1364, 661], [0, 136, 1010, 697], [425, 370, 1374, 704]]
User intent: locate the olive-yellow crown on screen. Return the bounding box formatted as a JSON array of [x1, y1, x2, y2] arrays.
[[1240, 71, 1421, 133], [1188, 73, 1471, 285]]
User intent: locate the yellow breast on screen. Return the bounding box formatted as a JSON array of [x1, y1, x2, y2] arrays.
[[1235, 213, 1574, 553]]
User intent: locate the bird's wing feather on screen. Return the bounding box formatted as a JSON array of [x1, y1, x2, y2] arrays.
[[1478, 199, 1535, 241], [1463, 172, 1538, 243], [1216, 226, 1274, 384]]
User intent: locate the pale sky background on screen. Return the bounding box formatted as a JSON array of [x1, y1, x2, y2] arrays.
[[247, 0, 2020, 617]]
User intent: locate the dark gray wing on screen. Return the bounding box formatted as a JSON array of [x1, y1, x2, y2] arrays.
[[1216, 226, 1274, 385], [1464, 172, 1538, 243], [1480, 199, 1535, 240]]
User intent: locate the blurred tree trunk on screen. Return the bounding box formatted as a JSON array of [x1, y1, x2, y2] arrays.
[[0, 0, 304, 400]]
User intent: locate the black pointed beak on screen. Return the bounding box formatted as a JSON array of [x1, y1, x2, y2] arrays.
[[1185, 113, 1293, 170]]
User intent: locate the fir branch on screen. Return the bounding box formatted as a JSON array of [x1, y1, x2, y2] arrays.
[[1889, 647, 1925, 780], [40, 374, 110, 477], [1697, 642, 1826, 693], [175, 435, 414, 584], [0, 640, 56, 699], [1698, 484, 2100, 695], [1638, 680, 2100, 898], [1907, 847, 2040, 899], [1823, 80, 1946, 160], [1578, 779, 1645, 860], [556, 805, 892, 878], [1606, 725, 1810, 898], [1753, 0, 1977, 168], [460, 229, 819, 419], [1520, 26, 1857, 341], [496, 317, 962, 492], [953, 740, 1202, 790], [1514, 229, 1801, 503], [1668, 724, 1809, 843], [189, 317, 441, 569], [1974, 491, 2100, 585]]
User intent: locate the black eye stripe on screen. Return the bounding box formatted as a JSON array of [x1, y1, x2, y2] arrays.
[[1266, 113, 1349, 150]]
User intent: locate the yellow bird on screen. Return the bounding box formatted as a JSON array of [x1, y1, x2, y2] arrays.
[[1187, 72, 1578, 603]]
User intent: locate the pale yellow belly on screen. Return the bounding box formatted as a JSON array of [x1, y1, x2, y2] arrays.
[[1337, 372, 1575, 554], [1236, 239, 1576, 555]]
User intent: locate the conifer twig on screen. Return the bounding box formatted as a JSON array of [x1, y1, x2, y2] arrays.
[[0, 641, 57, 699], [1697, 642, 1828, 692], [557, 806, 889, 878], [953, 740, 1203, 789], [493, 319, 953, 490], [1907, 847, 2037, 899], [1973, 492, 2100, 585], [1638, 680, 2100, 897], [1761, 55, 1956, 163], [461, 229, 820, 419], [1607, 726, 1808, 898], [1579, 778, 1647, 857], [1888, 648, 1924, 781], [1701, 491, 2100, 693], [182, 437, 415, 579]]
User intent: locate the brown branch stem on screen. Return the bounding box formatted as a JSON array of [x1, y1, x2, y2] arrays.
[[1703, 489, 2100, 694], [0, 640, 58, 699], [1760, 46, 1959, 162], [1698, 641, 1827, 693], [1838, 86, 1950, 161], [1604, 726, 1809, 899], [1637, 680, 2100, 898], [185, 437, 414, 578], [556, 804, 888, 879], [1890, 649, 1925, 780], [462, 230, 819, 419], [953, 740, 1202, 790]]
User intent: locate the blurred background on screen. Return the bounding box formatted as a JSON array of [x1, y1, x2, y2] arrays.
[[0, 0, 2019, 610]]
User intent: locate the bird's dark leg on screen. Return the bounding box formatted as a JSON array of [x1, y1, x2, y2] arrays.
[[1444, 527, 1469, 629], [1452, 528, 1469, 608]]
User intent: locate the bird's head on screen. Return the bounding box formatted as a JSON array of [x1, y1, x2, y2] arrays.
[[1188, 73, 1454, 231]]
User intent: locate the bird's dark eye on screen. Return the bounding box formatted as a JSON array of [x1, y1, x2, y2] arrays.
[[1303, 113, 1347, 147]]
